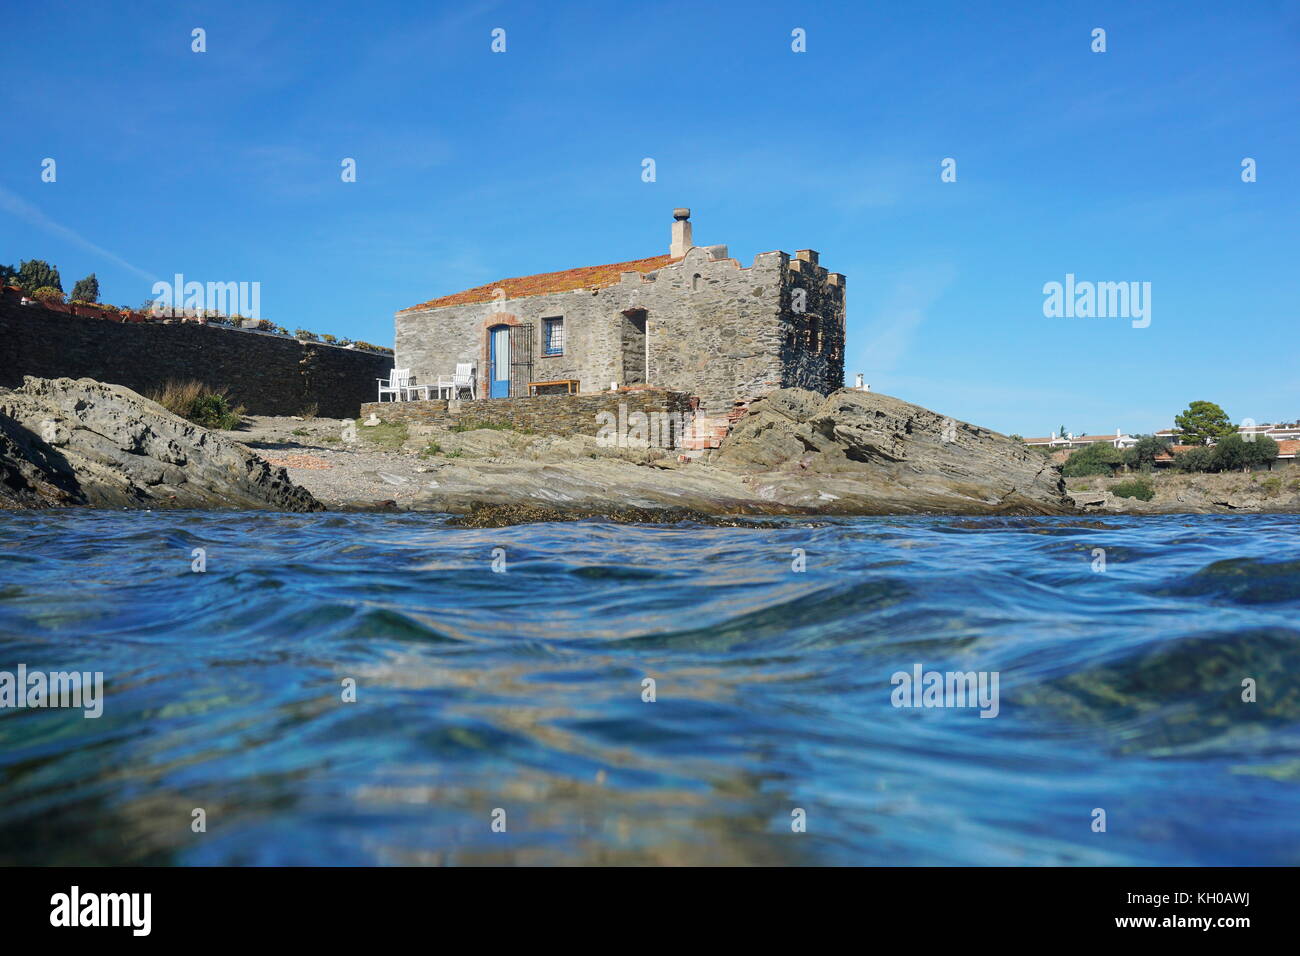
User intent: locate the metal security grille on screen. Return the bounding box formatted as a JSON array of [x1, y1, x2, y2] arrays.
[[543, 317, 564, 355], [509, 323, 534, 397]]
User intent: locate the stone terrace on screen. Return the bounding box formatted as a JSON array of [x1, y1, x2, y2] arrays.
[[361, 388, 695, 439]]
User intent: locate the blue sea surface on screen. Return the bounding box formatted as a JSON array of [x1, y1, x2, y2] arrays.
[[0, 510, 1297, 866]]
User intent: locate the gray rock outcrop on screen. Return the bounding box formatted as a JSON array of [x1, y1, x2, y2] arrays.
[[0, 377, 322, 511], [707, 388, 1068, 514], [405, 387, 1070, 516]]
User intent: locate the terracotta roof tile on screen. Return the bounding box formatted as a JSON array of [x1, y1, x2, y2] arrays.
[[399, 254, 677, 312]]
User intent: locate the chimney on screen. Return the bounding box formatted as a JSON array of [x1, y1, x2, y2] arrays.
[[670, 208, 692, 257]]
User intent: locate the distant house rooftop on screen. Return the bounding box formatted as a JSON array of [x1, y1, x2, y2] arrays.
[[1023, 430, 1136, 448], [398, 253, 677, 313]]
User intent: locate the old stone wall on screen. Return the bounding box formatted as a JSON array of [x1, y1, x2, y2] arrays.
[[0, 299, 392, 419], [361, 388, 694, 438], [396, 247, 824, 414], [780, 252, 846, 395]]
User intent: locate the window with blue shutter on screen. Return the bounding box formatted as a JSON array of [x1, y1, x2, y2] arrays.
[[543, 316, 564, 355]]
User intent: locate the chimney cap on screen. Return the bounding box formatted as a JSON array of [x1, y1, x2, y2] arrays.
[[673, 207, 691, 221]]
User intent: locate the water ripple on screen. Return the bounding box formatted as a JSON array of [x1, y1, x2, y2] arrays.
[[0, 510, 1297, 865]]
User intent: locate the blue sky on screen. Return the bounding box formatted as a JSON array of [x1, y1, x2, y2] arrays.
[[2, 0, 1296, 436]]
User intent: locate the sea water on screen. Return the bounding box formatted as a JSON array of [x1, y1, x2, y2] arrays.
[[1, 511, 1297, 865]]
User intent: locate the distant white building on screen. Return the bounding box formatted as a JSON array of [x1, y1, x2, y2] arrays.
[[1025, 421, 1300, 451], [1023, 428, 1137, 451], [1022, 421, 1300, 467]]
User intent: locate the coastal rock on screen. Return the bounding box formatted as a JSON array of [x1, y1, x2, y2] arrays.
[[404, 388, 1070, 517], [0, 377, 323, 511], [708, 388, 1069, 514]]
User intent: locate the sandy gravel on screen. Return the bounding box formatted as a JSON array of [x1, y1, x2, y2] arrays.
[[217, 415, 437, 509]]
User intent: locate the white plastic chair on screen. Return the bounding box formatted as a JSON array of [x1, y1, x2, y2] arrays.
[[438, 364, 477, 400], [377, 368, 411, 402], [453, 363, 477, 400]]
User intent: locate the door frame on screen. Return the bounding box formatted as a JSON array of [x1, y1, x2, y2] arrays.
[[488, 323, 511, 398]]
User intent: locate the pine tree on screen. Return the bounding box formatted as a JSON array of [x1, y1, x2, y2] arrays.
[[18, 259, 62, 293], [71, 273, 100, 303]]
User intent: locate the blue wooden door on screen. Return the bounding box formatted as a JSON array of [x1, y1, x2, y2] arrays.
[[489, 325, 511, 398]]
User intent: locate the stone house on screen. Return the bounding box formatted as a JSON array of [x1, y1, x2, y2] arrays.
[[394, 209, 846, 413]]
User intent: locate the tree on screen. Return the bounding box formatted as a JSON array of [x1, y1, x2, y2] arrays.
[[1062, 441, 1123, 477], [1173, 400, 1234, 445], [17, 259, 62, 294], [0, 264, 16, 286], [1250, 435, 1282, 469], [1212, 434, 1278, 473], [1174, 446, 1216, 473], [71, 273, 99, 303], [1122, 435, 1171, 472]]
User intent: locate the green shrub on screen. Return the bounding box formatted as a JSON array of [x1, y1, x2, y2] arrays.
[[30, 286, 65, 303], [1174, 446, 1217, 473], [188, 393, 243, 429], [1062, 442, 1123, 477], [1112, 477, 1155, 501], [1122, 435, 1170, 471], [149, 380, 244, 430]]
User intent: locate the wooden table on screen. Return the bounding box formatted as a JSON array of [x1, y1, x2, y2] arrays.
[[527, 379, 580, 396]]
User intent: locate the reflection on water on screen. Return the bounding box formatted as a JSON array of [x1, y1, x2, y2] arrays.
[[0, 510, 1298, 865]]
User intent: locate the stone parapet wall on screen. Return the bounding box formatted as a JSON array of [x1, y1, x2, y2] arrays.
[[361, 388, 695, 437], [0, 299, 392, 419]]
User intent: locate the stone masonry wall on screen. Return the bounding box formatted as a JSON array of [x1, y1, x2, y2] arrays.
[[0, 299, 392, 419], [780, 251, 847, 395], [361, 388, 694, 438], [394, 246, 820, 414]]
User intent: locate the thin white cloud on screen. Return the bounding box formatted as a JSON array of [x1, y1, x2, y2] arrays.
[[0, 186, 156, 282], [856, 264, 956, 372]]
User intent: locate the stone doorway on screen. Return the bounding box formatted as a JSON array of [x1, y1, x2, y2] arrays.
[[621, 308, 647, 385]]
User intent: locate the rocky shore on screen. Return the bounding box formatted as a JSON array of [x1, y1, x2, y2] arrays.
[[6, 376, 1294, 520], [0, 377, 320, 511], [197, 385, 1070, 516], [1068, 469, 1300, 514]]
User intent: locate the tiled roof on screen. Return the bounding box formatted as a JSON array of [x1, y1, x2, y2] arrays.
[[1153, 441, 1299, 461], [1154, 444, 1197, 461], [399, 254, 677, 312]]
